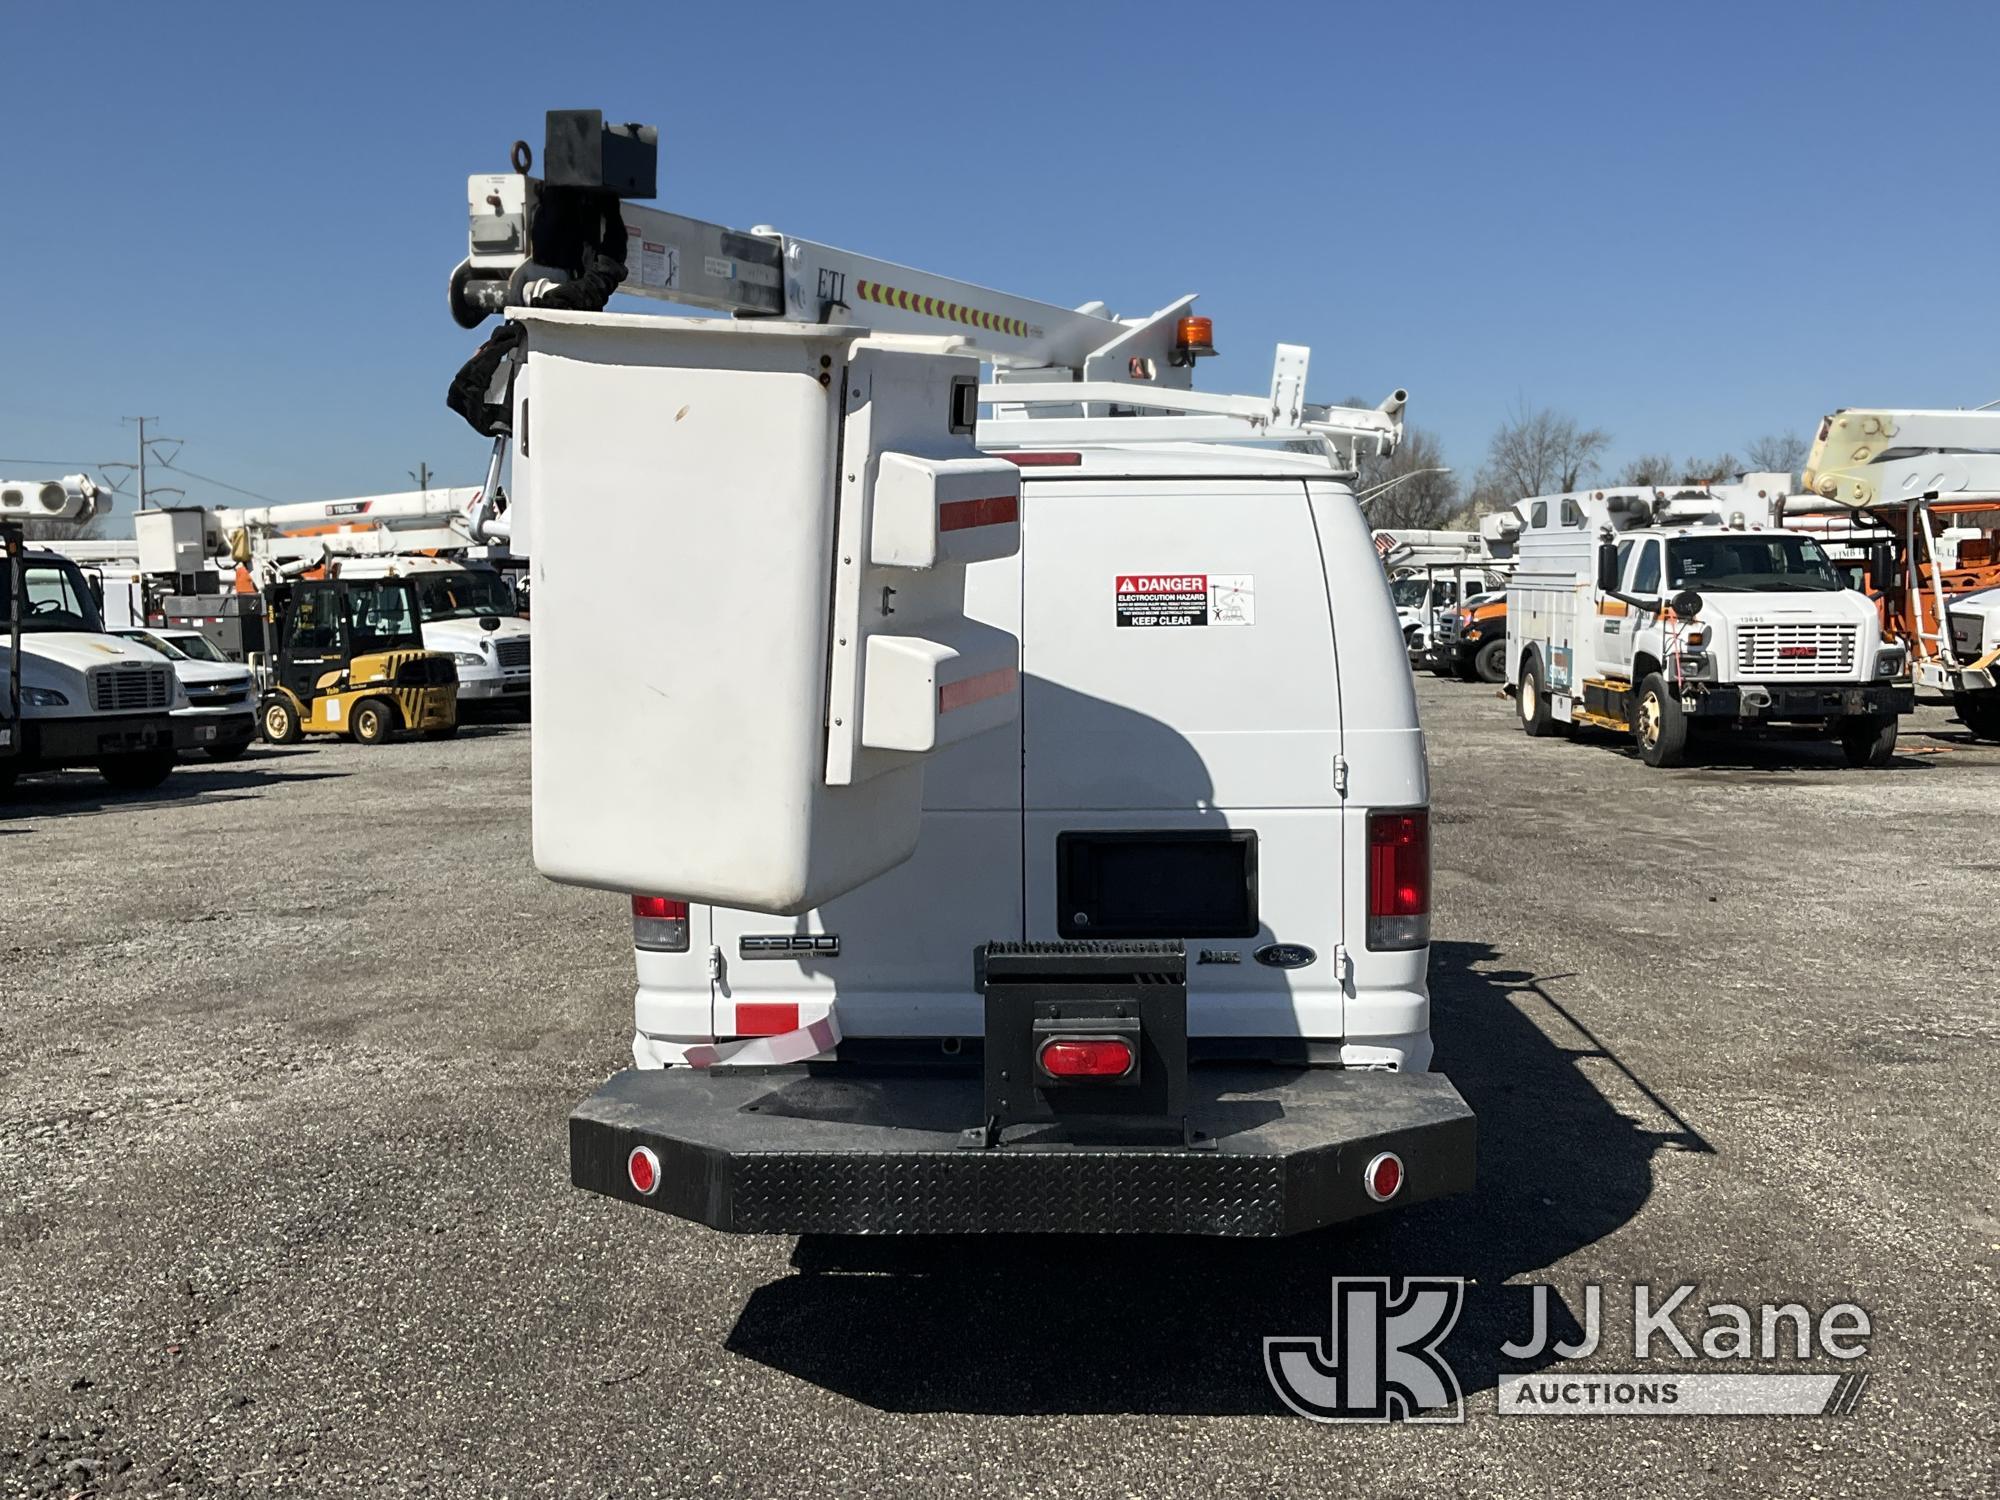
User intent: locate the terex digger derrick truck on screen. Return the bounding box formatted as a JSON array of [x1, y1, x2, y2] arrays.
[[1793, 408, 2000, 743], [445, 110, 1474, 1237]]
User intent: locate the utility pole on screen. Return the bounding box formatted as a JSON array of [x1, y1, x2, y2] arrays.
[[103, 417, 183, 511], [410, 461, 433, 491]]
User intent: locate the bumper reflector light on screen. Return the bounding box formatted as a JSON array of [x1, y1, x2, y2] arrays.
[[1037, 1037, 1136, 1080], [627, 1145, 661, 1196], [1364, 1151, 1404, 1202]]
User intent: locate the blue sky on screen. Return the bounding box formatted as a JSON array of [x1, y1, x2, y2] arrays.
[[6, 1, 1996, 526]]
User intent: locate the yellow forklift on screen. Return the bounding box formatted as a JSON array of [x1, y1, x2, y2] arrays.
[[259, 575, 459, 744]]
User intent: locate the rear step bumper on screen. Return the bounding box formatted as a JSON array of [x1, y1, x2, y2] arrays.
[[570, 1065, 1475, 1236]]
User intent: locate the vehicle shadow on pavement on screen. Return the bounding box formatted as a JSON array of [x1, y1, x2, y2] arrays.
[[1570, 726, 1938, 776], [0, 762, 346, 820], [723, 940, 1712, 1415]]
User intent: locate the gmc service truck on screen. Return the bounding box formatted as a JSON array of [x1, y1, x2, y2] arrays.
[[1507, 480, 1912, 767], [444, 111, 1474, 1237]]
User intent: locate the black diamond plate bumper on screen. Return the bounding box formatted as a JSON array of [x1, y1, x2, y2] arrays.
[[570, 1065, 1475, 1236]]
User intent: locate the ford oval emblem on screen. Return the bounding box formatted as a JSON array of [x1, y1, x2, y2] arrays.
[[1254, 943, 1316, 969]]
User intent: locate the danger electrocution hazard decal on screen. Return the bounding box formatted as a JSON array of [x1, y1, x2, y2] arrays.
[[1114, 574, 1255, 628]]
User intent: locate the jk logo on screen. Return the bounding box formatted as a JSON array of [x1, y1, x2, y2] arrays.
[[1265, 1277, 1467, 1423]]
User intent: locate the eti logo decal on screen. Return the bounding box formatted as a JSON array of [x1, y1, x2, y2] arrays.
[[1265, 1277, 1466, 1423]]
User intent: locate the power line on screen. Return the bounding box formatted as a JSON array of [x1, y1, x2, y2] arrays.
[[0, 456, 101, 468], [154, 459, 280, 504]]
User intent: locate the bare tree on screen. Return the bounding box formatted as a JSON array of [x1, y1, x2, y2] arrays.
[[1744, 431, 1808, 475], [13, 514, 105, 543], [1481, 403, 1611, 500], [1350, 422, 1459, 529], [1681, 452, 1741, 485], [1616, 453, 1682, 486]]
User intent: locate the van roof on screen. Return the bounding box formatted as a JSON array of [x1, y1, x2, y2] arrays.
[[983, 439, 1345, 481]]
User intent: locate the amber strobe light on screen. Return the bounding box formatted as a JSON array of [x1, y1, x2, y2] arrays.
[[1172, 315, 1217, 364]]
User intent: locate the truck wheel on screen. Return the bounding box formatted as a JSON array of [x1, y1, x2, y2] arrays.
[[351, 698, 394, 745], [1519, 656, 1560, 737], [204, 743, 252, 762], [1839, 714, 1899, 768], [0, 765, 15, 797], [1474, 638, 1508, 684], [97, 750, 177, 791], [1952, 692, 2000, 742], [262, 698, 302, 745], [1633, 673, 1689, 768]]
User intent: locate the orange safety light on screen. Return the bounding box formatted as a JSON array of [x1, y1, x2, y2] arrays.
[[1170, 315, 1216, 365]]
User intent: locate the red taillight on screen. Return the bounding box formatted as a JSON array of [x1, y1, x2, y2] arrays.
[[631, 894, 690, 953], [1038, 1037, 1135, 1080], [627, 1146, 660, 1196], [998, 451, 1083, 467], [1364, 1151, 1404, 1203], [1366, 809, 1430, 951]]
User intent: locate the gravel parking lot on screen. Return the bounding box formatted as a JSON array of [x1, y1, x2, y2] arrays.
[[4, 686, 1996, 1498]]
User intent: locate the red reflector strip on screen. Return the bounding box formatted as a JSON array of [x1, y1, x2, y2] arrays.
[[938, 665, 1017, 714], [734, 1002, 799, 1037], [998, 451, 1082, 467], [938, 494, 1019, 532]]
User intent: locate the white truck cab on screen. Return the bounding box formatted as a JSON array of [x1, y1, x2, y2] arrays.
[[2, 542, 188, 793], [332, 556, 530, 710], [1508, 483, 1912, 766]]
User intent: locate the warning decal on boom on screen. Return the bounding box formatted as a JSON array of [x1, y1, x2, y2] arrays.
[[1116, 574, 1208, 628]]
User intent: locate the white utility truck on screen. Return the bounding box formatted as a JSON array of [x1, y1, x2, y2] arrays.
[[447, 110, 1473, 1237], [1506, 479, 1912, 767], [1, 483, 188, 794]]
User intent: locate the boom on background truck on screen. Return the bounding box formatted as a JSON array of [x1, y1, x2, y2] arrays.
[[446, 110, 1475, 1237]]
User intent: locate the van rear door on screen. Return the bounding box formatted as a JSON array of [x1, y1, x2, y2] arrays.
[[701, 556, 1023, 1040], [1019, 476, 1344, 1043]]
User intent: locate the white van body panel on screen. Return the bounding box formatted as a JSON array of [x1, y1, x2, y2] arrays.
[[636, 448, 1433, 1073]]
